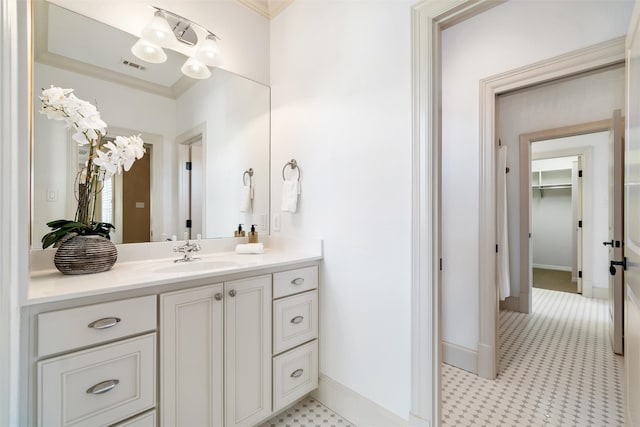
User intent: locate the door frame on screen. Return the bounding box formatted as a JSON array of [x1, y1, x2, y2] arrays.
[[476, 39, 625, 379], [519, 121, 612, 312], [410, 1, 506, 423], [176, 124, 206, 241]]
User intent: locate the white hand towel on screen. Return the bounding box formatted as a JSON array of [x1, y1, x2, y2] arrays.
[[235, 243, 264, 254], [281, 179, 300, 212], [240, 184, 252, 212]]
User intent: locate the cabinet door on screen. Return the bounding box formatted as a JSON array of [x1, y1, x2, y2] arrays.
[[160, 284, 224, 427], [225, 275, 272, 427]]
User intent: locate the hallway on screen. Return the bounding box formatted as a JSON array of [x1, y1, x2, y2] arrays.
[[442, 288, 624, 426]]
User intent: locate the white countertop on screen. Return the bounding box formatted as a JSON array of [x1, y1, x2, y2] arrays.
[[27, 237, 323, 306]]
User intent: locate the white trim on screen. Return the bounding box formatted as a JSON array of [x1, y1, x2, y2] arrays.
[[442, 342, 478, 375], [478, 36, 626, 380], [311, 375, 410, 427], [1, 0, 29, 425], [532, 264, 572, 272], [411, 1, 503, 423]]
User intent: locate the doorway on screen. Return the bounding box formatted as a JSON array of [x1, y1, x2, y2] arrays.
[[518, 128, 613, 316], [179, 134, 204, 240], [530, 154, 582, 295]]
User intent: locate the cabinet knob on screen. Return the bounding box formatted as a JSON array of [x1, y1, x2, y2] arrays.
[[87, 317, 121, 330], [86, 379, 120, 395], [290, 369, 304, 378], [214, 293, 222, 301], [291, 278, 305, 286], [229, 289, 236, 297], [290, 316, 304, 324]]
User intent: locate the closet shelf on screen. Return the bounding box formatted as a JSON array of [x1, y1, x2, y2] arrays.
[[532, 184, 572, 190], [532, 184, 571, 198]]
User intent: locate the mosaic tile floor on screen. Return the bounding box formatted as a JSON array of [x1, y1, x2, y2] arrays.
[[442, 288, 625, 426], [260, 396, 354, 427]]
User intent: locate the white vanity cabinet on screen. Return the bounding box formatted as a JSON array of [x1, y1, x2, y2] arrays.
[[160, 275, 272, 427], [27, 258, 321, 427], [272, 266, 319, 411], [34, 295, 157, 427]]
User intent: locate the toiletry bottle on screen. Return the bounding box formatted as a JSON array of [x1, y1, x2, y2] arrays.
[[234, 224, 245, 237], [248, 224, 258, 243]]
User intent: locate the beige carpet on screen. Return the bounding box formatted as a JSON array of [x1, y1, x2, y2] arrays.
[[532, 268, 577, 294]]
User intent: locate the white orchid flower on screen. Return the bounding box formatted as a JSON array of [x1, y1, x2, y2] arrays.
[[40, 86, 145, 229]]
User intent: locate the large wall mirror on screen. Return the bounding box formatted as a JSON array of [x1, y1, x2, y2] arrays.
[[31, 0, 270, 248]]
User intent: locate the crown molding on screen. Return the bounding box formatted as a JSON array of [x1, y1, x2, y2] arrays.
[[235, 0, 295, 19]]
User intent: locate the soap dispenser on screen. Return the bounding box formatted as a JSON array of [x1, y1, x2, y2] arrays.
[[234, 224, 245, 237], [248, 224, 258, 243]]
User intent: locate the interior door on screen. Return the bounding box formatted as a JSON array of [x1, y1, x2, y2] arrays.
[[625, 4, 640, 424], [608, 109, 624, 355], [122, 144, 151, 243]]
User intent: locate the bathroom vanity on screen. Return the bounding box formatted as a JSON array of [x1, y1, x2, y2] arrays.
[[23, 239, 321, 427]]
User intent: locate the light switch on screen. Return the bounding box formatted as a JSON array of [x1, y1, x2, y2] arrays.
[[273, 213, 280, 231], [47, 189, 58, 202]]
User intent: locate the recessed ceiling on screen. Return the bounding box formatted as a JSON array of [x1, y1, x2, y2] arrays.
[[34, 1, 196, 98]]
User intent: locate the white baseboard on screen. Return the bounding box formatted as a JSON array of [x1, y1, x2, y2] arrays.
[[311, 374, 411, 427], [592, 286, 608, 300], [442, 341, 478, 375], [533, 263, 572, 272]]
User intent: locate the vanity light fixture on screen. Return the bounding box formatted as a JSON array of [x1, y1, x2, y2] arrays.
[[131, 6, 223, 79]]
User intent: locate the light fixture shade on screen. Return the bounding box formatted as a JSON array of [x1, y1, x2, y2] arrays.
[[131, 38, 167, 63], [142, 12, 174, 47], [181, 56, 211, 79], [195, 35, 223, 67]]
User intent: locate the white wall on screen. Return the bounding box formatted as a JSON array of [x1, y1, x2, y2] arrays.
[[442, 1, 631, 352], [533, 133, 610, 291], [531, 157, 575, 270], [32, 62, 177, 246], [176, 69, 270, 239], [532, 189, 573, 270], [270, 0, 413, 419]]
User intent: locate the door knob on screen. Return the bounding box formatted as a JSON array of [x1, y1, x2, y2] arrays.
[[603, 240, 614, 246], [610, 258, 627, 276], [229, 289, 236, 297]]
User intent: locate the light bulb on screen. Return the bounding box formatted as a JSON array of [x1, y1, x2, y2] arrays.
[[181, 56, 211, 79], [141, 11, 174, 47], [131, 38, 167, 63], [195, 35, 223, 67]]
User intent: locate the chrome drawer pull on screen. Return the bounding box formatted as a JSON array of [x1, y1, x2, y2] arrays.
[[290, 316, 304, 324], [290, 369, 304, 378], [215, 293, 222, 301], [86, 379, 120, 395], [87, 317, 121, 330], [229, 289, 236, 297], [291, 278, 305, 286]]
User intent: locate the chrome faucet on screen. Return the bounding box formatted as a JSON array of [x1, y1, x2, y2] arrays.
[[173, 240, 201, 262]]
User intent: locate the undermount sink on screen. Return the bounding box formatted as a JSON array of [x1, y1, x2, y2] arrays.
[[154, 260, 240, 274]]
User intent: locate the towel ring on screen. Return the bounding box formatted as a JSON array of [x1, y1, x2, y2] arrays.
[[243, 168, 253, 185], [282, 159, 301, 182]]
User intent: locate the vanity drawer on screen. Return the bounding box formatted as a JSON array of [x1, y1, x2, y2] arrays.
[[273, 340, 319, 411], [111, 410, 156, 427], [37, 295, 156, 357], [273, 290, 318, 354], [273, 265, 318, 299], [37, 333, 156, 427]]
